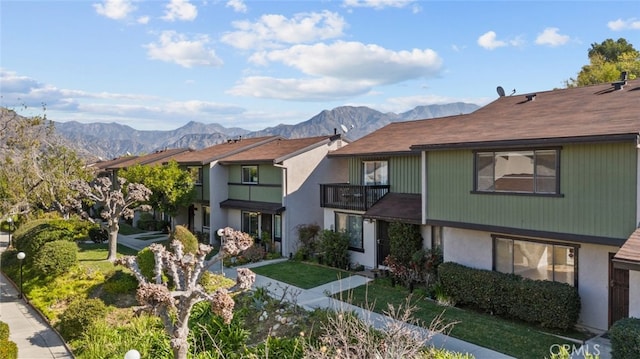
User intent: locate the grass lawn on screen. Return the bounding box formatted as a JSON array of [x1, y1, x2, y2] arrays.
[[251, 260, 352, 289], [78, 242, 138, 274], [342, 278, 590, 359]]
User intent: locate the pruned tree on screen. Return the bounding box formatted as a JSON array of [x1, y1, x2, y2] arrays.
[[116, 226, 256, 359], [70, 176, 152, 261]]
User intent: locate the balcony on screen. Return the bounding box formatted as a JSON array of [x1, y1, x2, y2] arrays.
[[320, 183, 390, 211]]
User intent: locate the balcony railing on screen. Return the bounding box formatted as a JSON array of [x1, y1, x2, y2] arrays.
[[320, 183, 390, 211]]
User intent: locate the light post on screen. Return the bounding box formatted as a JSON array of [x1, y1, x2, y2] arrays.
[[7, 217, 13, 249], [16, 252, 25, 299], [217, 228, 225, 275]]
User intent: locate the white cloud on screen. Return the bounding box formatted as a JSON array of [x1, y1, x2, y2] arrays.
[[137, 16, 150, 24], [227, 76, 372, 101], [231, 41, 442, 101], [535, 27, 570, 47], [608, 18, 640, 31], [144, 31, 223, 68], [343, 0, 415, 9], [93, 0, 136, 20], [221, 11, 346, 50], [162, 0, 198, 22], [253, 41, 442, 84], [477, 31, 506, 50], [226, 0, 247, 13]]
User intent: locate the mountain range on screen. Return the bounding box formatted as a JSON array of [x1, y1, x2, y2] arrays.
[[52, 102, 479, 161]]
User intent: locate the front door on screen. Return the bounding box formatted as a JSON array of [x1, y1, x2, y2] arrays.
[[376, 220, 390, 267], [609, 252, 629, 327]]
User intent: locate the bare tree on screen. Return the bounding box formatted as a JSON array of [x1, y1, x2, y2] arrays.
[[71, 176, 151, 261], [116, 226, 256, 359]]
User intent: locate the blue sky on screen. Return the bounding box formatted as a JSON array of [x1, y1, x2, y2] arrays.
[[1, 1, 639, 131]]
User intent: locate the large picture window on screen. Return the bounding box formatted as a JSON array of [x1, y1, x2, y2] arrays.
[[493, 236, 576, 286], [242, 165, 258, 184], [202, 206, 210, 229], [363, 161, 388, 185], [475, 149, 558, 194], [189, 166, 203, 185], [335, 212, 364, 251]]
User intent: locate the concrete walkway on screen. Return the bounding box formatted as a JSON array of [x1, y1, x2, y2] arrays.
[[0, 233, 74, 359]]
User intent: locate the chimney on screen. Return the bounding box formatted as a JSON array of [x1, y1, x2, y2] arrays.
[[525, 93, 536, 101]]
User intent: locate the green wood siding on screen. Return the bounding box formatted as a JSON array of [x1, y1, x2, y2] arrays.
[[227, 164, 282, 203], [348, 155, 420, 194], [427, 143, 637, 239]]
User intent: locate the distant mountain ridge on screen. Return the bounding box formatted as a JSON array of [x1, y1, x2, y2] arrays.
[[52, 102, 479, 160]]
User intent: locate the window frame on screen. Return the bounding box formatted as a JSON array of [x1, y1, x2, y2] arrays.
[[241, 211, 259, 237], [335, 212, 364, 252], [202, 206, 211, 229], [273, 214, 282, 242], [188, 166, 203, 185], [492, 234, 578, 287], [362, 160, 389, 186], [473, 148, 561, 196], [242, 165, 259, 184]]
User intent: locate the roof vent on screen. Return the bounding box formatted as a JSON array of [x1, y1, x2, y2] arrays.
[[612, 71, 628, 90], [525, 93, 536, 101]]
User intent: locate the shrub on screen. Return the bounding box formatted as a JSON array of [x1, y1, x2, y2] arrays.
[[438, 262, 580, 329], [103, 270, 139, 295], [317, 230, 349, 269], [610, 317, 640, 358], [0, 321, 9, 341], [250, 336, 304, 358], [388, 222, 422, 265], [296, 223, 321, 259], [0, 338, 18, 359], [241, 244, 266, 263], [199, 271, 235, 293], [136, 247, 158, 282], [58, 297, 109, 341], [32, 240, 78, 277], [88, 226, 108, 243], [188, 301, 250, 356], [12, 218, 89, 261], [170, 225, 199, 254]]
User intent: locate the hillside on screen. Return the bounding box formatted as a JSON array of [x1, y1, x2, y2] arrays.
[[50, 102, 479, 159]]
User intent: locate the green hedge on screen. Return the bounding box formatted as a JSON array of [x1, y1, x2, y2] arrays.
[[610, 317, 640, 358], [58, 297, 109, 341], [0, 320, 18, 359], [32, 240, 78, 277], [12, 218, 92, 261], [438, 262, 580, 329]]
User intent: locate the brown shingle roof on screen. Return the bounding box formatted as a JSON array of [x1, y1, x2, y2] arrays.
[[168, 136, 280, 165], [88, 155, 138, 170], [331, 79, 640, 157], [614, 228, 640, 269], [364, 193, 422, 224], [220, 135, 338, 164], [105, 148, 191, 169]]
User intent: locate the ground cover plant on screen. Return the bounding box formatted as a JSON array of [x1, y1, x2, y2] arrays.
[[340, 277, 590, 359], [251, 260, 352, 289]]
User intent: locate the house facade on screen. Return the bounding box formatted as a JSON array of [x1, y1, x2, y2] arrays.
[[322, 78, 640, 332], [215, 135, 347, 257]]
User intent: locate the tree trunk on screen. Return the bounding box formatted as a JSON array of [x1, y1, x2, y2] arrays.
[[107, 222, 119, 261], [171, 309, 192, 359]]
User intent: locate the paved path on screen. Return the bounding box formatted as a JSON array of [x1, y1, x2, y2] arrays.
[[0, 231, 612, 358], [0, 233, 74, 359]]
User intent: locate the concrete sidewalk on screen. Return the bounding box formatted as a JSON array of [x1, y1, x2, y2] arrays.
[[0, 233, 74, 359], [223, 260, 514, 359]]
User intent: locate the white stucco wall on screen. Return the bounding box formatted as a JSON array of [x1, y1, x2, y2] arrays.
[[209, 160, 229, 242], [443, 227, 493, 270], [280, 140, 348, 256], [630, 271, 640, 318]]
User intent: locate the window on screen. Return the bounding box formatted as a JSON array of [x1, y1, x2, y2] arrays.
[[189, 166, 203, 185], [202, 206, 210, 229], [493, 236, 576, 286], [242, 165, 258, 184], [363, 161, 388, 185], [242, 211, 259, 237], [274, 215, 282, 242], [475, 149, 558, 194], [335, 212, 363, 251]]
